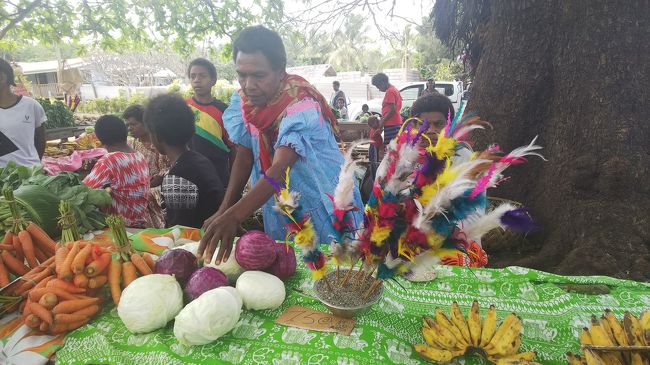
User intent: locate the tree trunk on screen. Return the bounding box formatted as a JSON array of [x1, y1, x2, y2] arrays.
[[468, 0, 650, 280]]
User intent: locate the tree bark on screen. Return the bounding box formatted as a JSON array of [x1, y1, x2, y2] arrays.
[[468, 0, 650, 280]]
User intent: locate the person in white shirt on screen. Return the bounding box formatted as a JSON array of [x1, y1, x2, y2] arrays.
[[0, 58, 46, 168], [330, 80, 347, 109]]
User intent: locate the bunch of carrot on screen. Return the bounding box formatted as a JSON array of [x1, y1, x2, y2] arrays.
[[106, 215, 154, 304], [0, 188, 57, 287], [18, 241, 109, 333]]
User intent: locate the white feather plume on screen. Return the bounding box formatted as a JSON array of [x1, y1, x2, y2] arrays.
[[384, 143, 420, 195], [462, 203, 517, 241], [333, 140, 367, 210], [412, 159, 490, 231]]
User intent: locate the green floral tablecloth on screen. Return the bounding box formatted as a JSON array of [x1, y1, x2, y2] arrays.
[[53, 254, 650, 365]]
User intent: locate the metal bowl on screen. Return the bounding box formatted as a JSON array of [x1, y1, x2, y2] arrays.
[[312, 270, 384, 318]]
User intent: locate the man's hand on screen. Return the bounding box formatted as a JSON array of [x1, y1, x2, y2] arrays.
[[198, 209, 241, 265]]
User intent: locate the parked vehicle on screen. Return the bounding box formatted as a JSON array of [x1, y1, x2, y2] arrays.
[[348, 80, 464, 121]]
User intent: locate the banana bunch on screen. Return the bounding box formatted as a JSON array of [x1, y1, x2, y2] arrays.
[[414, 300, 540, 364], [567, 309, 650, 365]]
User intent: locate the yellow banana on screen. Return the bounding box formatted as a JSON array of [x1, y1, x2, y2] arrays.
[[589, 317, 615, 346], [623, 312, 646, 346], [422, 326, 439, 348], [467, 300, 483, 346], [583, 348, 606, 365], [435, 307, 469, 349], [640, 310, 650, 344], [603, 310, 628, 346], [485, 313, 518, 351], [480, 304, 498, 347], [426, 318, 458, 350], [597, 315, 616, 345], [487, 316, 522, 357], [580, 328, 593, 345], [496, 350, 536, 362], [630, 353, 646, 365], [566, 352, 585, 365], [450, 302, 472, 345], [494, 358, 539, 365], [413, 344, 460, 363]]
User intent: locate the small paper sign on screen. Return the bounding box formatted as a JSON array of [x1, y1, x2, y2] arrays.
[[275, 305, 356, 336]]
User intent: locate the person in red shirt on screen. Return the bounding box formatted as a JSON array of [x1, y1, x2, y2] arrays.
[[83, 115, 149, 227], [186, 58, 236, 187], [371, 72, 403, 146]]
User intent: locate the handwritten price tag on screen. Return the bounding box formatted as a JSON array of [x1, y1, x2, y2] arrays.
[[275, 306, 356, 336]]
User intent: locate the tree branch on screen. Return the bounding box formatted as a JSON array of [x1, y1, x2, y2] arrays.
[[0, 0, 44, 40]]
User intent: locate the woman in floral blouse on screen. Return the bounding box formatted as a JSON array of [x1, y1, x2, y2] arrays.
[[123, 104, 169, 228], [83, 115, 149, 227]]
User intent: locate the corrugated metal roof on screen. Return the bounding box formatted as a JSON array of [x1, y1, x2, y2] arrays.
[[16, 58, 86, 75]]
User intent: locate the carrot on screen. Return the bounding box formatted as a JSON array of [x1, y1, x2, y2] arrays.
[[29, 287, 79, 302], [47, 323, 67, 334], [130, 253, 152, 276], [18, 230, 38, 269], [1, 232, 12, 246], [142, 253, 155, 270], [71, 304, 99, 318], [11, 234, 24, 264], [48, 318, 88, 334], [72, 244, 92, 274], [0, 256, 10, 287], [52, 297, 99, 315], [55, 246, 69, 276], [15, 266, 56, 295], [26, 222, 57, 255], [47, 278, 86, 294], [0, 244, 13, 250], [65, 241, 90, 250], [30, 302, 53, 325], [73, 273, 88, 288], [54, 312, 88, 324], [1, 250, 28, 276], [23, 300, 33, 315], [34, 275, 54, 289], [85, 253, 111, 277], [39, 320, 48, 332], [39, 292, 58, 309], [24, 314, 41, 329], [121, 261, 137, 288], [34, 246, 49, 264], [60, 241, 79, 281], [108, 257, 122, 305], [88, 275, 107, 289]]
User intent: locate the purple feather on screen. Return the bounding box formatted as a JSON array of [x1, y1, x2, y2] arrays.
[[262, 172, 283, 193], [500, 208, 539, 233], [411, 118, 430, 146]]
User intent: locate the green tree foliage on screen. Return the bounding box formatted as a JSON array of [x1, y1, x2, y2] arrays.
[[1, 0, 285, 56]]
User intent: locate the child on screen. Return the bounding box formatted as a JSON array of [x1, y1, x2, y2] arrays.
[[143, 93, 225, 228], [83, 115, 149, 227], [336, 98, 348, 120], [407, 93, 488, 273], [367, 115, 383, 163]]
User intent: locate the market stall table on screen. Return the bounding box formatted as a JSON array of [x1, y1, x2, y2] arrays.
[[2, 227, 649, 365], [56, 255, 649, 363]]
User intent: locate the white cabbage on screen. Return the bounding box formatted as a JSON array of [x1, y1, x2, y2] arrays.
[[173, 241, 246, 284], [211, 254, 245, 284], [236, 271, 286, 310], [118, 274, 183, 333], [173, 287, 242, 345]]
